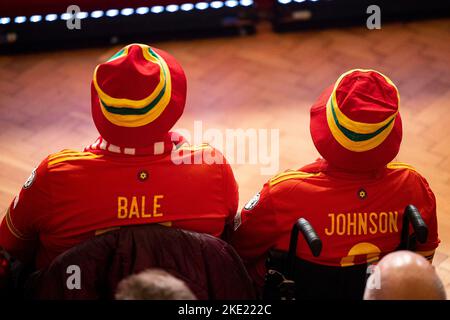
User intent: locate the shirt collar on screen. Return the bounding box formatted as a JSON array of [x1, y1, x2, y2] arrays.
[[84, 132, 187, 157], [301, 158, 386, 180]]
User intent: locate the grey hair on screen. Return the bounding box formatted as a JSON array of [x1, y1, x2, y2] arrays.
[[115, 269, 196, 300]]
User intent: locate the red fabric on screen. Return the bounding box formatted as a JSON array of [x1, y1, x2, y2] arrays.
[[231, 159, 439, 288], [0, 143, 238, 270], [310, 71, 403, 172], [335, 71, 399, 123], [91, 47, 187, 148], [97, 46, 161, 101], [84, 133, 187, 156]]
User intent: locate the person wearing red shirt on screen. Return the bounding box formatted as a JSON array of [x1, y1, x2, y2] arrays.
[[0, 44, 238, 270], [231, 69, 439, 291]]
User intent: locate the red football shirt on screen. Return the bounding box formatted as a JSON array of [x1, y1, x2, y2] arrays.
[[231, 159, 439, 287], [0, 143, 238, 269]]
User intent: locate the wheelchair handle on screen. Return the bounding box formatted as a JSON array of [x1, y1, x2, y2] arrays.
[[288, 217, 322, 265], [401, 205, 428, 249]]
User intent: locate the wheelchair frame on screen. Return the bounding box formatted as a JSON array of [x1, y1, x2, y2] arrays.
[[263, 204, 429, 300]]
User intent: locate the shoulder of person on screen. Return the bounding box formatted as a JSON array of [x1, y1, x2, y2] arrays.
[[22, 149, 102, 188], [176, 142, 218, 154], [20, 154, 56, 190], [44, 149, 103, 170], [268, 169, 321, 188], [386, 161, 428, 182], [175, 143, 231, 166], [386, 161, 435, 197]]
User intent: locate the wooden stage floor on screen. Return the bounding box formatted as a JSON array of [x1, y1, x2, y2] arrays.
[[0, 19, 449, 297]]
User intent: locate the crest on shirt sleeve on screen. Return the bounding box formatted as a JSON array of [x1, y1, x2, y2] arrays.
[[23, 168, 37, 189], [244, 192, 260, 211]]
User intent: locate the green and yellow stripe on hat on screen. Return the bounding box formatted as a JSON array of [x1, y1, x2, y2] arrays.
[[325, 69, 400, 153], [92, 44, 172, 128]]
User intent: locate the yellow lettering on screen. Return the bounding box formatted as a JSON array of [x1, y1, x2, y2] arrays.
[[348, 213, 357, 235], [379, 212, 388, 233], [369, 212, 378, 234], [389, 211, 399, 233], [129, 196, 140, 218], [322, 210, 398, 236], [153, 195, 164, 217], [141, 196, 151, 218], [118, 197, 128, 219], [358, 213, 367, 235], [325, 214, 335, 236], [337, 214, 346, 236]]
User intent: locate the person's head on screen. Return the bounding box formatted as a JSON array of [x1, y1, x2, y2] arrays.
[[91, 43, 187, 148], [115, 269, 196, 300], [310, 69, 402, 172], [364, 251, 447, 300]]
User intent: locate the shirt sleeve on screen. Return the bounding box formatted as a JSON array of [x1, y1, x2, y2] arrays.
[[230, 183, 278, 263], [230, 183, 280, 288], [222, 161, 239, 225], [413, 172, 439, 261], [0, 159, 50, 264]]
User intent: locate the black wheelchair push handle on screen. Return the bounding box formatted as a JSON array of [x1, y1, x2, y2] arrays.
[[400, 204, 428, 250], [297, 218, 322, 257], [286, 218, 322, 278], [404, 205, 428, 243]]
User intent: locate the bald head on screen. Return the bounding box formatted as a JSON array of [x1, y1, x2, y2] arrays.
[[364, 251, 446, 300]]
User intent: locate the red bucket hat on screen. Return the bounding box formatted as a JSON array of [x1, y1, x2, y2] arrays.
[[310, 69, 403, 172], [91, 43, 187, 148]]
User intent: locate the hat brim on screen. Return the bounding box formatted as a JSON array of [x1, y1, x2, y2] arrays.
[[310, 85, 403, 172], [91, 48, 187, 148]]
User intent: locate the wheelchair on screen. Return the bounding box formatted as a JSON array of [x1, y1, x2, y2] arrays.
[[263, 204, 429, 300]]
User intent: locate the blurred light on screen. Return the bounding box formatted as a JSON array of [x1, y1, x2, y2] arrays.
[[45, 14, 58, 21], [294, 0, 306, 2], [106, 9, 119, 17], [225, 0, 238, 7], [279, 0, 292, 3], [121, 8, 134, 16], [76, 12, 88, 19], [151, 6, 164, 13], [60, 13, 71, 20], [166, 5, 179, 12], [240, 0, 253, 6], [211, 1, 224, 9], [136, 7, 150, 15], [14, 16, 26, 24], [195, 2, 209, 10], [30, 15, 42, 23], [180, 3, 195, 11], [91, 10, 104, 18], [0, 17, 10, 25]]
